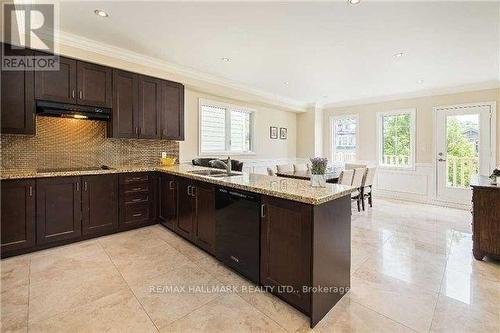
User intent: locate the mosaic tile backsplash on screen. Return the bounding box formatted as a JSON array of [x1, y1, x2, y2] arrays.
[[1, 117, 179, 170]]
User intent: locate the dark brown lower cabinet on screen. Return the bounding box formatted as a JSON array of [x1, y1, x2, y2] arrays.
[[192, 181, 216, 254], [174, 177, 215, 254], [36, 177, 82, 245], [82, 174, 119, 236], [158, 173, 178, 230], [119, 173, 157, 230], [260, 195, 312, 313], [1, 179, 36, 255], [471, 183, 500, 260]]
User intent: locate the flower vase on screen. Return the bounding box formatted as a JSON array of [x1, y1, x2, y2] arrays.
[[311, 174, 326, 187]]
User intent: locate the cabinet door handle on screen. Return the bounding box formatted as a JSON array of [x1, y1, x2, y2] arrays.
[[84, 181, 87, 191], [260, 204, 266, 218], [76, 182, 80, 191], [169, 180, 175, 190], [72, 89, 76, 99], [132, 213, 143, 217], [191, 186, 196, 197], [79, 90, 83, 99], [28, 186, 33, 197], [187, 185, 192, 196], [135, 127, 139, 136], [131, 198, 143, 202]]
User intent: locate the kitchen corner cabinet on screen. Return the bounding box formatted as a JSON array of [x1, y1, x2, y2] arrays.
[[36, 177, 82, 245], [175, 177, 216, 254], [0, 47, 35, 134], [35, 56, 112, 107], [82, 174, 119, 236], [158, 173, 178, 230], [1, 179, 36, 255]]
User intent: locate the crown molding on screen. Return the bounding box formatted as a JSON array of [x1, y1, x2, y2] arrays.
[[55, 30, 307, 112], [322, 81, 500, 109]]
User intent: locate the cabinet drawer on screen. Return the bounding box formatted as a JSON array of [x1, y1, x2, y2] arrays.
[[119, 173, 150, 184], [124, 191, 150, 204], [121, 183, 150, 193], [124, 204, 150, 222]]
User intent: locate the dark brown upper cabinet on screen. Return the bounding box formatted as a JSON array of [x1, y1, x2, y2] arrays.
[[138, 76, 161, 138], [112, 69, 139, 138], [1, 179, 36, 256], [82, 174, 119, 237], [161, 81, 184, 140], [77, 62, 112, 107], [36, 177, 82, 245], [35, 56, 77, 104], [0, 47, 35, 135], [35, 56, 112, 108]]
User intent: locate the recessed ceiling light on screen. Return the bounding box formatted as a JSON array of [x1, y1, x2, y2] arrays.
[[347, 0, 361, 4], [284, 81, 289, 86], [393, 52, 405, 58], [94, 9, 109, 18], [221, 57, 231, 62], [417, 79, 424, 84]]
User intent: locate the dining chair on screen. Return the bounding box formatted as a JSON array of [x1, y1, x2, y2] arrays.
[[351, 167, 367, 212], [276, 164, 294, 173], [339, 169, 354, 186], [294, 164, 308, 172], [361, 167, 376, 210], [267, 167, 276, 176], [345, 163, 367, 170]]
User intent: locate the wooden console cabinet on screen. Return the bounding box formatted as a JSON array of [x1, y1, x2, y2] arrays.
[[471, 176, 500, 260]]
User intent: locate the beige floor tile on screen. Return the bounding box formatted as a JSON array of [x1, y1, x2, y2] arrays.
[[28, 290, 158, 333], [354, 248, 446, 293], [104, 242, 193, 285], [298, 296, 416, 333], [0, 311, 28, 333], [99, 227, 168, 254], [151, 225, 211, 262], [129, 261, 223, 329], [430, 293, 500, 333], [349, 276, 438, 332], [29, 262, 127, 323], [1, 255, 30, 292], [162, 293, 286, 333], [1, 256, 30, 333]]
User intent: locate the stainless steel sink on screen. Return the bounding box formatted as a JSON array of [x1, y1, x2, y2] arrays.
[[188, 170, 240, 177]]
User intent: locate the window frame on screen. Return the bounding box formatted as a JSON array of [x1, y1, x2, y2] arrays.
[[198, 98, 256, 156], [330, 114, 359, 163], [376, 108, 416, 170]]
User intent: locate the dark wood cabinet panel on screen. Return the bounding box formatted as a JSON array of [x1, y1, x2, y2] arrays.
[[138, 76, 161, 138], [36, 177, 82, 245], [112, 69, 139, 138], [472, 186, 500, 260], [1, 179, 35, 255], [77, 61, 112, 108], [193, 182, 215, 254], [35, 56, 77, 104], [0, 47, 35, 134], [261, 195, 312, 313], [118, 173, 157, 230], [158, 173, 177, 230], [161, 82, 184, 140], [176, 178, 194, 239], [82, 174, 118, 236]]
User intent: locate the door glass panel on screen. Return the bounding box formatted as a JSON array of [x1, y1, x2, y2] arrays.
[[446, 114, 479, 188]]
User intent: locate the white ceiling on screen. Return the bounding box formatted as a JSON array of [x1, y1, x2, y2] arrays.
[[57, 1, 499, 107]]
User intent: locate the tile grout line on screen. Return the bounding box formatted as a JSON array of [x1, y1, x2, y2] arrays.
[[428, 245, 449, 333], [96, 239, 161, 333]]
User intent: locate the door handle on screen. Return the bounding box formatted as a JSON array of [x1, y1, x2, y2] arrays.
[[191, 186, 196, 197], [29, 186, 33, 197], [438, 158, 446, 162], [76, 182, 80, 191], [260, 204, 266, 218], [84, 181, 87, 191], [187, 185, 192, 196], [169, 180, 175, 190], [72, 89, 76, 99], [79, 90, 83, 99]]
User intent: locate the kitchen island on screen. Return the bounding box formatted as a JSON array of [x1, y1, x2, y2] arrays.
[[1, 164, 355, 327]]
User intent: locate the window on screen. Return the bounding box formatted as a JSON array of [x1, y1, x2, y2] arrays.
[[377, 109, 416, 169], [331, 115, 357, 162], [199, 99, 254, 155]]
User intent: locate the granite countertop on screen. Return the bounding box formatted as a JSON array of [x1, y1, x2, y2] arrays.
[[0, 164, 355, 205], [470, 175, 500, 190]]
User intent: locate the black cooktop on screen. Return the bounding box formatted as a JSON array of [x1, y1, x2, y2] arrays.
[[37, 165, 112, 173]]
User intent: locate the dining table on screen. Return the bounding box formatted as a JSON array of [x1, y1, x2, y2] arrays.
[[275, 170, 341, 183]]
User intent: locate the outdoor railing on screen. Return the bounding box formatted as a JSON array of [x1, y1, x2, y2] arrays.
[[334, 151, 356, 162], [382, 155, 410, 166], [447, 156, 479, 188]]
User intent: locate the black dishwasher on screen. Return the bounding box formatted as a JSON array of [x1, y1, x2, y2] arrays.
[[215, 187, 261, 284]]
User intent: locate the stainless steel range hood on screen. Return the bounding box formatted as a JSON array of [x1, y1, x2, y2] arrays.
[[36, 101, 111, 120]]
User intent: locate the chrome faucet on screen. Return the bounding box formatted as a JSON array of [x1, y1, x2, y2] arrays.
[[226, 156, 232, 175]]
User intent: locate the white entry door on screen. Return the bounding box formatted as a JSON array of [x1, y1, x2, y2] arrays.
[[435, 103, 495, 204]]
